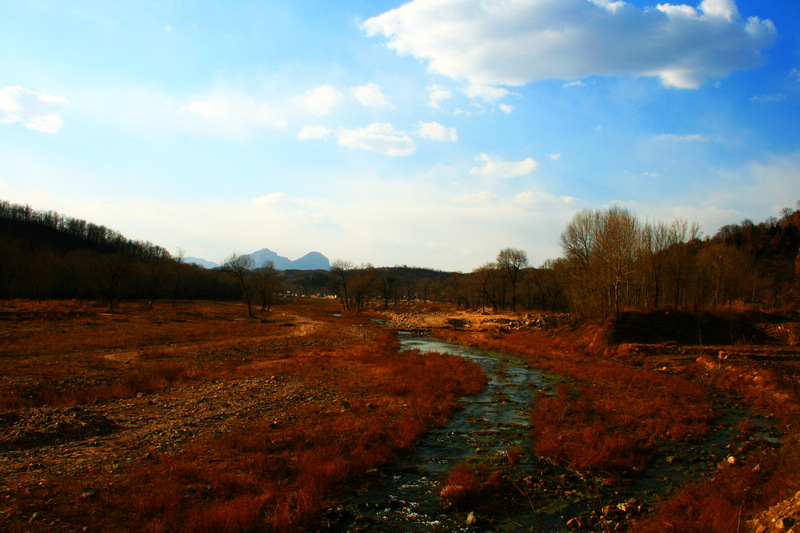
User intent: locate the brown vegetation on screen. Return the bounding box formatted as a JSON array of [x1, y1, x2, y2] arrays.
[[0, 299, 485, 532], [380, 303, 800, 532]]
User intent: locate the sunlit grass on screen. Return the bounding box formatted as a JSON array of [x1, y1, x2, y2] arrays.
[[1, 298, 486, 532]]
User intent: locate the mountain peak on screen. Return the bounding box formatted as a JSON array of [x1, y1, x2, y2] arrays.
[[185, 249, 329, 270]]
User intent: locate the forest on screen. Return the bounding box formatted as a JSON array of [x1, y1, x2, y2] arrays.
[[1, 198, 798, 316]]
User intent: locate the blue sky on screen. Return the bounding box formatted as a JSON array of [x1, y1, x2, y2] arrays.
[[1, 0, 799, 271]]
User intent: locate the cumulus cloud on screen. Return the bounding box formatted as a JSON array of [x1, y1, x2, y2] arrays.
[[351, 83, 394, 108], [549, 153, 562, 160], [297, 124, 333, 140], [428, 84, 453, 108], [0, 86, 69, 133], [337, 122, 416, 156], [463, 84, 510, 102], [296, 84, 345, 115], [418, 121, 458, 142], [363, 0, 776, 90], [499, 104, 514, 114], [470, 153, 538, 178]]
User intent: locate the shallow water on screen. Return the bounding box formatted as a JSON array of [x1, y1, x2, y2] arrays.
[[328, 333, 779, 532]]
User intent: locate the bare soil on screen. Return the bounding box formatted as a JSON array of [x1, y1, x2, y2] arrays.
[[0, 375, 341, 496]]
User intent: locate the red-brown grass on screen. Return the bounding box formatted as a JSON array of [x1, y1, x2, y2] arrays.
[[630, 440, 800, 533], [83, 346, 485, 532], [436, 328, 713, 481], [433, 310, 800, 532], [1, 300, 487, 532], [439, 462, 504, 508]]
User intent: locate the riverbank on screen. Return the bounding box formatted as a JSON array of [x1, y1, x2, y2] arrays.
[[376, 304, 800, 532]]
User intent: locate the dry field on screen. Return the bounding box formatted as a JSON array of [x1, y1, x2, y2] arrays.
[[3, 298, 800, 532], [0, 299, 484, 532]]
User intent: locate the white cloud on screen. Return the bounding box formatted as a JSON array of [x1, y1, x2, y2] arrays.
[[698, 0, 739, 22], [453, 191, 496, 204], [0, 86, 69, 133], [418, 121, 458, 142], [297, 124, 332, 140], [616, 152, 800, 240], [428, 84, 452, 108], [463, 85, 509, 102], [363, 0, 776, 89], [351, 83, 394, 108], [337, 122, 416, 156], [252, 192, 287, 205], [653, 133, 709, 142], [296, 84, 344, 115], [514, 191, 578, 208], [751, 93, 786, 104], [498, 104, 514, 114], [470, 153, 538, 178], [187, 91, 287, 133], [549, 153, 561, 160]]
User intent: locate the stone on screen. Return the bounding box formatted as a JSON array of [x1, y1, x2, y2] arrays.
[[776, 516, 795, 530], [466, 511, 477, 525]]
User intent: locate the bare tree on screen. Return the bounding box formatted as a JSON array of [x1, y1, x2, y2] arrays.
[[596, 206, 641, 319], [378, 271, 398, 309], [330, 259, 355, 310], [665, 219, 701, 309], [642, 220, 670, 308], [472, 263, 499, 312], [254, 261, 282, 312], [497, 248, 528, 312], [222, 253, 255, 317], [561, 206, 643, 318], [350, 264, 377, 311], [96, 252, 134, 312], [561, 209, 602, 316], [170, 248, 185, 307]]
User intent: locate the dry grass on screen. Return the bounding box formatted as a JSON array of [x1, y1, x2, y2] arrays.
[[427, 306, 800, 532], [435, 327, 714, 481], [0, 299, 485, 532]]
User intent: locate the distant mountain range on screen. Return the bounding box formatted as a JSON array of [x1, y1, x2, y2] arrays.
[[184, 248, 330, 271]]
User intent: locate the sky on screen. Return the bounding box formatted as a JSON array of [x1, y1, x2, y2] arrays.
[[1, 0, 799, 271]]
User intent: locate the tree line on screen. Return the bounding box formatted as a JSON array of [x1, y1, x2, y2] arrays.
[[325, 203, 799, 317], [3, 199, 798, 317], [0, 200, 245, 308]]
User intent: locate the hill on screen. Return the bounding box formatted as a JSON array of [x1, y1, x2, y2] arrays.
[[186, 249, 331, 271], [245, 248, 330, 271]]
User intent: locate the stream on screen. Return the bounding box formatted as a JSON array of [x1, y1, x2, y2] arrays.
[[327, 332, 780, 532]]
